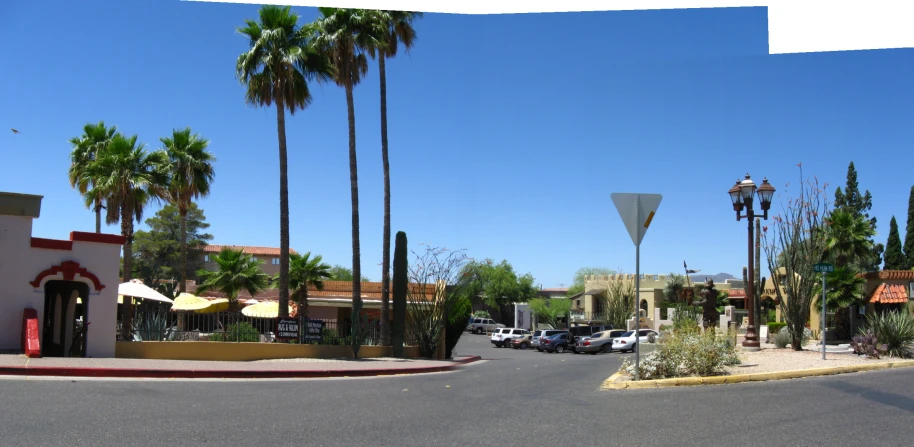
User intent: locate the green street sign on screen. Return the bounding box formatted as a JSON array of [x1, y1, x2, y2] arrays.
[[814, 262, 834, 273]]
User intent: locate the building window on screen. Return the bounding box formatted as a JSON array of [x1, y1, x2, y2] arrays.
[[204, 255, 209, 262], [653, 274, 659, 281], [272, 258, 280, 265]]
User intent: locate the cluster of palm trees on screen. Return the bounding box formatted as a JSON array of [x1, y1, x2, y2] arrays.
[[68, 122, 216, 337], [196, 246, 332, 319], [235, 6, 422, 345]]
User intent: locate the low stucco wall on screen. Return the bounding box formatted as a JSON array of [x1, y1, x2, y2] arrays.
[[115, 341, 423, 361]]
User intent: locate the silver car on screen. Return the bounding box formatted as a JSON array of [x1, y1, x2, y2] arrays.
[[574, 329, 627, 354]]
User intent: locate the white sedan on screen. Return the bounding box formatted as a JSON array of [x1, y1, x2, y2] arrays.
[[611, 329, 659, 353]]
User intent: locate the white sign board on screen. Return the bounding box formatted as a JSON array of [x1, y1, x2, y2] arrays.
[[611, 193, 663, 246], [514, 304, 531, 330]]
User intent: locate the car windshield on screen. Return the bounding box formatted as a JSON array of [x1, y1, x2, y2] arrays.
[[591, 332, 603, 338], [619, 331, 634, 338]]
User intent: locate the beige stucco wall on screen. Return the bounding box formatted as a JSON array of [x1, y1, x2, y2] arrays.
[[583, 274, 732, 320], [0, 214, 122, 357]]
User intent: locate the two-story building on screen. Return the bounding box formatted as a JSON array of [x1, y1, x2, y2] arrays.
[[201, 244, 299, 277]]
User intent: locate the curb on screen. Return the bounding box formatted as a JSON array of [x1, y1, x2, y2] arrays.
[[0, 355, 482, 380], [601, 359, 914, 390]]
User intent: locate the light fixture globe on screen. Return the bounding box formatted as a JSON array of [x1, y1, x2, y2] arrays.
[[740, 174, 757, 200], [757, 177, 776, 211], [728, 180, 743, 211]]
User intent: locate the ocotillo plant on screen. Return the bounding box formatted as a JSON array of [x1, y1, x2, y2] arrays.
[[743, 266, 768, 326], [391, 231, 408, 358]]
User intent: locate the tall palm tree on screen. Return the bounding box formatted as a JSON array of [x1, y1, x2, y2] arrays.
[[274, 252, 332, 320], [370, 10, 422, 347], [196, 247, 269, 312], [823, 209, 876, 269], [82, 133, 169, 338], [68, 121, 118, 233], [312, 7, 387, 328], [161, 127, 216, 294], [236, 5, 335, 318]]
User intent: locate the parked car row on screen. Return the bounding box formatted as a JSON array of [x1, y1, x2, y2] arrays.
[[484, 326, 660, 355]]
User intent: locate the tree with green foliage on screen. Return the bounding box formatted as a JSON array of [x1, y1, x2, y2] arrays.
[[68, 121, 118, 233], [196, 247, 270, 312], [903, 186, 914, 270], [662, 273, 688, 303], [236, 5, 335, 318], [461, 259, 539, 325], [161, 127, 216, 294], [369, 9, 422, 348], [566, 267, 615, 297], [595, 280, 636, 329], [884, 217, 905, 270], [328, 265, 370, 282], [132, 203, 213, 283], [528, 298, 572, 329], [273, 252, 332, 320], [82, 132, 170, 338], [311, 8, 387, 337], [834, 161, 882, 271]]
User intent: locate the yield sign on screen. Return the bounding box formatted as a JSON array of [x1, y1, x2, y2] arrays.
[[611, 193, 663, 247]]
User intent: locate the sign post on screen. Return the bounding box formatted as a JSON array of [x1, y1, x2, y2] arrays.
[[611, 192, 662, 381], [814, 262, 834, 360]]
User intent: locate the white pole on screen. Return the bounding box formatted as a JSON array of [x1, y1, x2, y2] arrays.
[[822, 271, 827, 360], [635, 242, 641, 380]]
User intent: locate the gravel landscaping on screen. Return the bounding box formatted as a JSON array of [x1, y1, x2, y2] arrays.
[[726, 348, 902, 375]]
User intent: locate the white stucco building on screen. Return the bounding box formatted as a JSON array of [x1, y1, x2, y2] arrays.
[[0, 192, 123, 358]]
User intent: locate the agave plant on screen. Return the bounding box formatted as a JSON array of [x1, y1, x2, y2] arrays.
[[132, 310, 180, 341], [863, 310, 914, 358]]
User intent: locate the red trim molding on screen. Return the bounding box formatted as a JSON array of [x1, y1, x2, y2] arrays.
[[71, 231, 125, 245], [30, 231, 125, 251], [29, 260, 106, 291]]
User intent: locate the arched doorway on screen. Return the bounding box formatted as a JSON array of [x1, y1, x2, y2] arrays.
[[42, 280, 90, 357]]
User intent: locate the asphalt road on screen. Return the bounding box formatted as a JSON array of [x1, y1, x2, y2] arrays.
[[2, 334, 914, 446]]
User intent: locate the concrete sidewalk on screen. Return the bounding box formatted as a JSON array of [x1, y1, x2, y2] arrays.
[[0, 354, 482, 379]]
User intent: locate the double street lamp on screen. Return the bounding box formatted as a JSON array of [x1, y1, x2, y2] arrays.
[[728, 174, 776, 351]]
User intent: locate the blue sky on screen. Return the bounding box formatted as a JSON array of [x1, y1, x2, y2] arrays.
[[2, 1, 912, 287]]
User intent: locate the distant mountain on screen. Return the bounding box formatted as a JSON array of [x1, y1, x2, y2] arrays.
[[689, 272, 738, 284]]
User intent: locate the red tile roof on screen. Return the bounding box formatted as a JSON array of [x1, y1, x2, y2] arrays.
[[868, 283, 909, 304], [203, 245, 298, 256], [727, 289, 746, 298], [864, 270, 914, 280]]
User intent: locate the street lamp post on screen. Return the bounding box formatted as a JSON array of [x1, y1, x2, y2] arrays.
[[728, 174, 776, 351]]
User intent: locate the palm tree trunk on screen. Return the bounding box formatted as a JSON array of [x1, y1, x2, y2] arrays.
[[94, 198, 102, 233], [345, 82, 362, 332], [379, 53, 392, 347], [179, 206, 188, 294], [276, 88, 291, 318], [120, 202, 134, 340], [301, 288, 309, 320]]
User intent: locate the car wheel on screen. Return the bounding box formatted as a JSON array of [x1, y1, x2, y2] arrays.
[[555, 345, 565, 354], [520, 343, 528, 350], [537, 348, 543, 352], [603, 344, 612, 354], [475, 328, 482, 335]]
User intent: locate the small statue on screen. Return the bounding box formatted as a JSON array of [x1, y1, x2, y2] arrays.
[[693, 278, 720, 328]]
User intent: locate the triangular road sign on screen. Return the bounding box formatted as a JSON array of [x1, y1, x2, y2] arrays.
[[611, 193, 663, 246]]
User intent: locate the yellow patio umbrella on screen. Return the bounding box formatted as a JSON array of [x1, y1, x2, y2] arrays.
[[197, 298, 230, 314], [170, 293, 214, 312], [241, 301, 296, 318]]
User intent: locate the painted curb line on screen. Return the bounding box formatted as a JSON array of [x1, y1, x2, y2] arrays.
[[601, 359, 914, 390], [0, 355, 482, 379]]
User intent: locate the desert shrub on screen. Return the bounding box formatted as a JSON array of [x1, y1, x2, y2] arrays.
[[472, 310, 491, 319], [766, 322, 786, 335], [863, 310, 914, 358], [850, 331, 887, 358], [619, 329, 741, 380], [671, 304, 701, 335], [779, 326, 811, 347], [210, 321, 260, 342], [771, 330, 791, 348]]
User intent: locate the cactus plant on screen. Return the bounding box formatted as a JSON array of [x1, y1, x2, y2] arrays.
[[391, 231, 408, 357]]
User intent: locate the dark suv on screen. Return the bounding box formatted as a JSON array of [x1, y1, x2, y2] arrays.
[[533, 329, 569, 352]]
